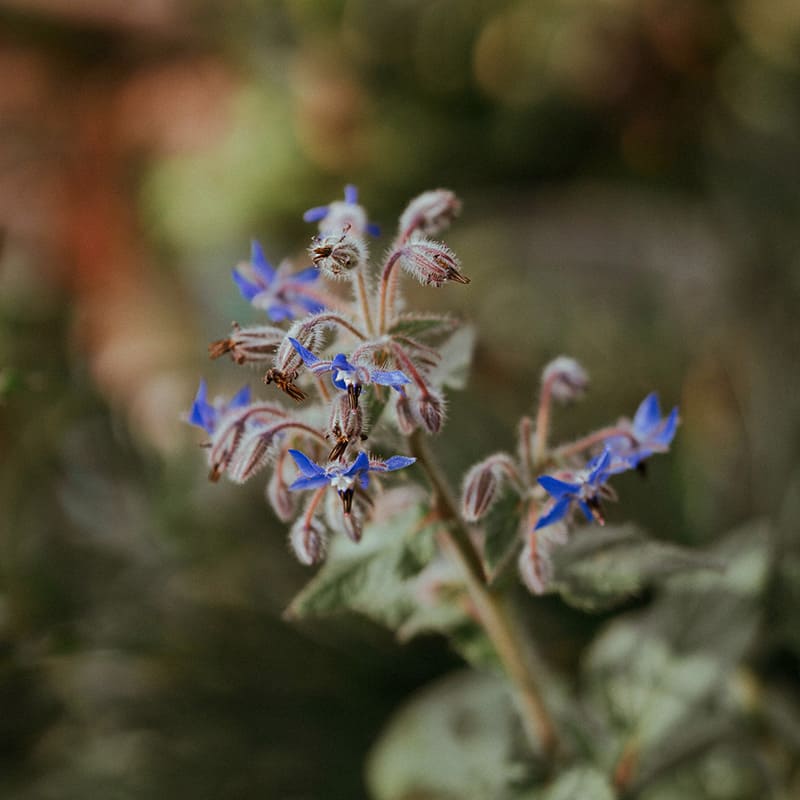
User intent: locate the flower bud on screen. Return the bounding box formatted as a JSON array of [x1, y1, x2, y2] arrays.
[[209, 323, 284, 365], [226, 427, 275, 484], [328, 395, 366, 460], [542, 356, 589, 403], [461, 461, 500, 522], [267, 464, 296, 522], [417, 389, 446, 434], [399, 190, 461, 237], [398, 236, 470, 287], [310, 231, 367, 280], [518, 532, 552, 595], [395, 392, 418, 435], [289, 515, 328, 566], [315, 200, 369, 237]]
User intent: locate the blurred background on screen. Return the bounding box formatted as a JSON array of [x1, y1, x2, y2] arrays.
[[1, 0, 799, 797]]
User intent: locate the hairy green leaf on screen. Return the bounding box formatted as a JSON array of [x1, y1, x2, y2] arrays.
[[482, 489, 524, 579], [551, 525, 721, 612], [388, 313, 459, 340], [527, 766, 615, 800], [367, 670, 528, 800]]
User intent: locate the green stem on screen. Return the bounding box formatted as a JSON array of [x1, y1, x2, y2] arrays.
[[407, 429, 559, 759]]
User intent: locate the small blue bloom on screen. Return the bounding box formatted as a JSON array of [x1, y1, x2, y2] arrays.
[[287, 449, 415, 512], [535, 449, 613, 530], [188, 379, 251, 435], [303, 184, 381, 237], [605, 392, 679, 471], [232, 240, 324, 321], [289, 338, 410, 408]]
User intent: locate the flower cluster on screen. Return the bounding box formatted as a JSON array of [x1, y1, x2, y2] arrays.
[[188, 185, 679, 595], [460, 372, 679, 593], [189, 186, 468, 562]]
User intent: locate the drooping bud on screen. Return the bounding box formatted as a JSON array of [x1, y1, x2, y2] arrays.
[[324, 488, 366, 543], [518, 532, 552, 595], [462, 463, 497, 523], [327, 394, 366, 461], [417, 389, 446, 434], [209, 323, 284, 365], [541, 356, 589, 403], [289, 514, 328, 566], [395, 392, 419, 435], [267, 462, 296, 522], [310, 231, 367, 280], [398, 236, 470, 287], [398, 189, 461, 238], [226, 427, 275, 484]]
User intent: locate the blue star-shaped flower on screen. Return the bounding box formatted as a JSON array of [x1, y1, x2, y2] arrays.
[[232, 240, 325, 321], [288, 449, 415, 512], [303, 184, 381, 237], [535, 449, 613, 530], [188, 379, 251, 435], [289, 338, 411, 408], [606, 392, 679, 472]]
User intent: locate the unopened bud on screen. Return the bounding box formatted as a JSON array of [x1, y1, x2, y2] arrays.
[[542, 356, 589, 403], [461, 461, 499, 522], [395, 392, 418, 434], [310, 231, 367, 280], [227, 428, 274, 484], [417, 390, 446, 434], [342, 511, 363, 543], [289, 515, 327, 566], [209, 323, 284, 365], [267, 465, 296, 522], [518, 532, 552, 595], [398, 236, 470, 287], [399, 189, 461, 237], [327, 395, 365, 461], [317, 201, 369, 237]]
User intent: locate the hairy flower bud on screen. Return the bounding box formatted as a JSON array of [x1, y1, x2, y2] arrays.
[[227, 427, 274, 484], [328, 395, 366, 461], [417, 389, 446, 434], [518, 532, 551, 595], [462, 463, 498, 523], [209, 323, 284, 365], [267, 463, 296, 522], [399, 189, 461, 237], [289, 514, 328, 565], [310, 231, 367, 280], [542, 356, 589, 403], [395, 392, 418, 435], [398, 236, 470, 287]]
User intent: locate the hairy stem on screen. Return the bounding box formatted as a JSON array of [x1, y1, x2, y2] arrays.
[[556, 425, 634, 459], [408, 429, 559, 759], [378, 250, 403, 334], [354, 271, 375, 337]]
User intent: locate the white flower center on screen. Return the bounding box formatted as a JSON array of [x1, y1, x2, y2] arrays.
[[335, 369, 356, 386], [330, 473, 355, 492]]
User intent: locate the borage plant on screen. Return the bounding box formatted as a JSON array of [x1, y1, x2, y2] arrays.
[[188, 188, 754, 799]]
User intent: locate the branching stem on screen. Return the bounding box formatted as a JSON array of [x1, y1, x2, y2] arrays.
[[407, 429, 559, 759]]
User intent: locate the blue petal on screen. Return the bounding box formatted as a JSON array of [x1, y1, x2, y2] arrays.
[[288, 474, 330, 491], [303, 205, 329, 223], [290, 266, 320, 284], [296, 296, 325, 315], [344, 184, 358, 204], [194, 378, 208, 406], [267, 303, 294, 322], [382, 456, 416, 472], [366, 222, 382, 238], [331, 353, 355, 373], [229, 385, 251, 409], [288, 449, 325, 478], [358, 473, 370, 490], [289, 338, 321, 367], [250, 240, 275, 284], [370, 369, 411, 388], [344, 451, 370, 477], [188, 379, 215, 433], [578, 501, 594, 522], [537, 475, 580, 498], [535, 497, 571, 530], [653, 407, 679, 447], [587, 449, 611, 483], [232, 268, 262, 302], [633, 392, 662, 436]]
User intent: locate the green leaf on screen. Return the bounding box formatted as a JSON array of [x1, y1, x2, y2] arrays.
[[582, 520, 770, 773], [523, 766, 615, 800], [388, 313, 459, 340], [366, 670, 528, 800], [550, 525, 722, 612], [363, 384, 390, 431], [482, 489, 524, 579], [286, 505, 436, 630]]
